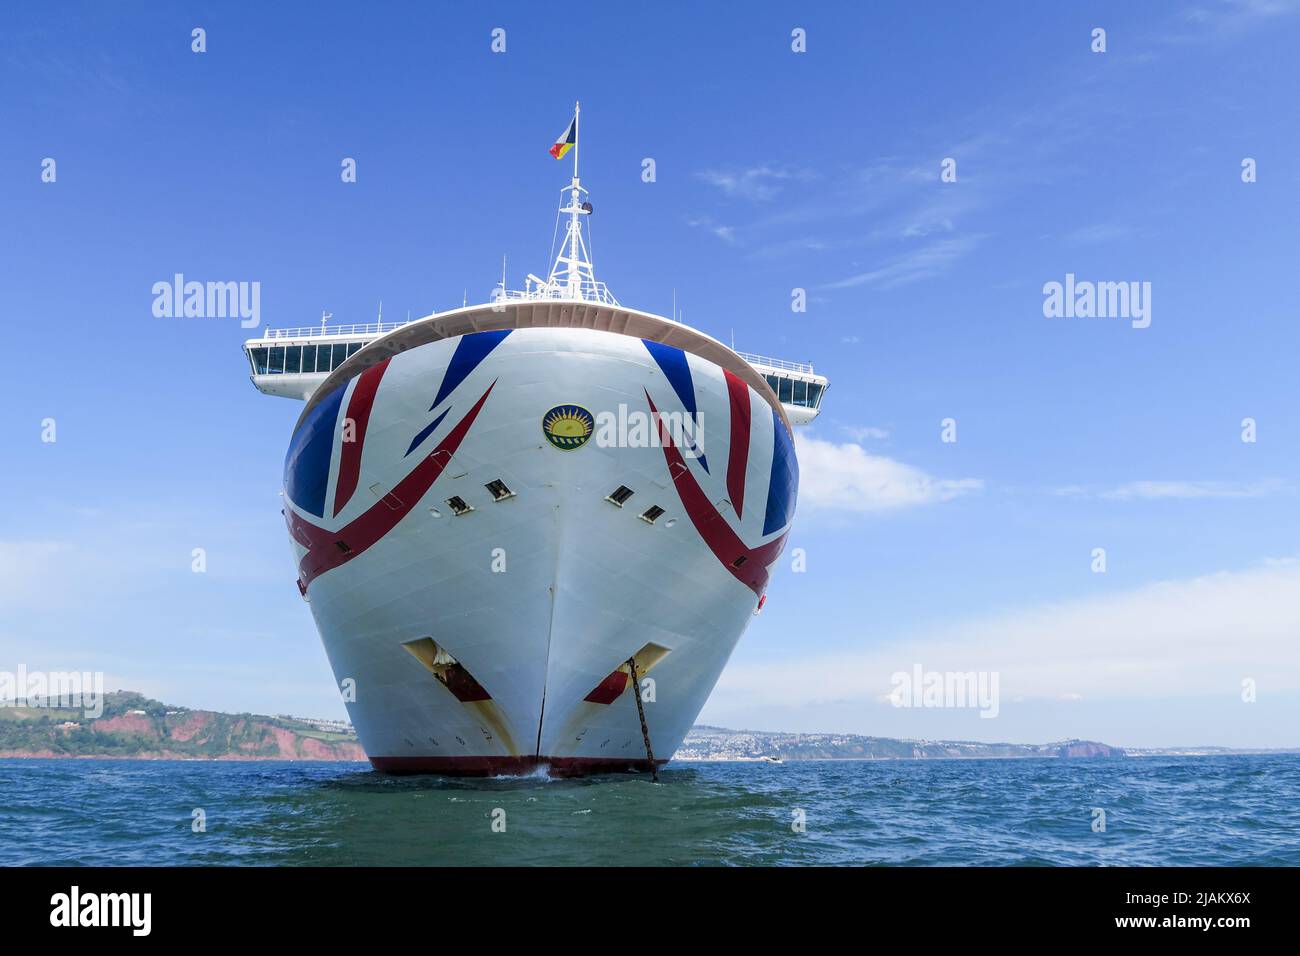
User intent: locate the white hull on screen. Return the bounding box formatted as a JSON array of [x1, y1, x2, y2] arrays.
[[281, 322, 798, 775]]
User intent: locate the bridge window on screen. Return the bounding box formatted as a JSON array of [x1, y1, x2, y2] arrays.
[[738, 367, 826, 410], [251, 339, 370, 376]]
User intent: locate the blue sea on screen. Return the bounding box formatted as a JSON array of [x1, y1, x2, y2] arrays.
[[1, 756, 1296, 866]]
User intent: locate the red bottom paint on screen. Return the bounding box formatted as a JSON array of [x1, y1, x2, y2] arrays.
[[369, 755, 668, 778]]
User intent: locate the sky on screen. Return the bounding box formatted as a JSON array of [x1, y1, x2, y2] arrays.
[[1, 1, 1297, 749]]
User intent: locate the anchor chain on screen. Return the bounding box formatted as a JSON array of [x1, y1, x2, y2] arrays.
[[626, 657, 658, 781]]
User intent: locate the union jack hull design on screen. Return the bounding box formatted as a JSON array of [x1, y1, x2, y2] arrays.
[[280, 325, 798, 775]]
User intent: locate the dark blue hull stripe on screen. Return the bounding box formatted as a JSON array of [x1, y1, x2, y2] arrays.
[[285, 381, 348, 519], [762, 408, 798, 535], [429, 330, 512, 411], [642, 339, 709, 473], [405, 407, 451, 457]]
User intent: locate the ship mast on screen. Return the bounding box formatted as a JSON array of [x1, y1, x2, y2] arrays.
[[551, 100, 592, 299], [511, 102, 617, 306]]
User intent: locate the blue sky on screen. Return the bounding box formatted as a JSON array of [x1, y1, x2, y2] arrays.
[[2, 1, 1297, 748]]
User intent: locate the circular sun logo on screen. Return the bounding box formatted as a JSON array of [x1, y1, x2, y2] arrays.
[[542, 404, 594, 451]]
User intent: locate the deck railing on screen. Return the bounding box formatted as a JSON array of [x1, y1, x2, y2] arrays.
[[257, 320, 411, 340], [498, 279, 619, 306], [254, 322, 817, 382], [736, 351, 816, 376]]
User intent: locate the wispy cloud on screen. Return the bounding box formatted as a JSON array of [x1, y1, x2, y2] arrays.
[[1152, 0, 1300, 46], [1103, 479, 1288, 500], [695, 165, 813, 202], [824, 235, 986, 290], [684, 2, 1293, 285], [841, 425, 890, 441], [689, 152, 997, 262], [1065, 222, 1141, 244], [795, 434, 982, 512], [716, 559, 1300, 708], [685, 216, 737, 243], [1055, 479, 1290, 500], [0, 541, 72, 606], [1184, 0, 1299, 28]]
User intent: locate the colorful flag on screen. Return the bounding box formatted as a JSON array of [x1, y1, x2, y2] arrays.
[[549, 115, 576, 159]]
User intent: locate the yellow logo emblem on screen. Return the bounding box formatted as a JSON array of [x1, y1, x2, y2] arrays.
[[542, 404, 594, 451]]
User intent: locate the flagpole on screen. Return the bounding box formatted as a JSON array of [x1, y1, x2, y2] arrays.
[[568, 101, 581, 297], [543, 99, 611, 304]]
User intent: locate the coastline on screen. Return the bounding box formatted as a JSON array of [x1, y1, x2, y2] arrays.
[[6, 693, 1292, 764]]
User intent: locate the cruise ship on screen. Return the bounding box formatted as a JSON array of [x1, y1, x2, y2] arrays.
[[242, 107, 828, 776]]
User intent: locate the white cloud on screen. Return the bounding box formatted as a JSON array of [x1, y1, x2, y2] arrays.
[[824, 235, 985, 290], [686, 216, 737, 243], [1186, 0, 1298, 27], [1065, 222, 1140, 244], [0, 541, 71, 606], [1102, 479, 1288, 500], [1053, 480, 1290, 500], [717, 559, 1300, 708], [696, 166, 810, 202], [840, 425, 890, 441], [794, 434, 982, 512]]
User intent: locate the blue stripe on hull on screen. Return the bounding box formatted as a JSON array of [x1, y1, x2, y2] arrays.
[[285, 382, 348, 518], [429, 330, 511, 410], [405, 408, 451, 457], [642, 339, 709, 473], [762, 409, 798, 536]]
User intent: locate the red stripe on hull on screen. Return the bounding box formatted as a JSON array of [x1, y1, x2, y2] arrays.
[[369, 755, 667, 777], [288, 380, 497, 589], [646, 390, 787, 596], [583, 669, 630, 705], [439, 663, 493, 703], [723, 368, 751, 518], [333, 358, 391, 517]]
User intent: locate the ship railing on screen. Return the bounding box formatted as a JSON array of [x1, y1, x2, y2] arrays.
[[736, 351, 816, 376], [498, 278, 620, 307], [257, 320, 412, 341]]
